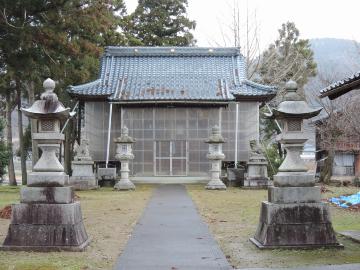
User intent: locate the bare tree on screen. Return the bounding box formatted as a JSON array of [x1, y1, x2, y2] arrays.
[[216, 0, 261, 78], [309, 73, 360, 183]]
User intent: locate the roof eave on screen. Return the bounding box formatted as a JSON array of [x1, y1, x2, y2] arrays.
[[233, 93, 276, 102], [69, 93, 111, 101], [320, 78, 360, 100]]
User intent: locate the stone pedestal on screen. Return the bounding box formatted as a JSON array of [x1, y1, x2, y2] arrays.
[[244, 140, 269, 188], [206, 160, 226, 190], [70, 138, 98, 190], [251, 169, 342, 248], [244, 160, 269, 188], [70, 160, 98, 190], [2, 191, 89, 251], [114, 162, 135, 190]]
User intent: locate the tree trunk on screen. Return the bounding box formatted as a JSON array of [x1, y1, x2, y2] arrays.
[[16, 80, 27, 185], [27, 81, 38, 167], [320, 150, 334, 184], [5, 92, 16, 186], [64, 121, 72, 175]]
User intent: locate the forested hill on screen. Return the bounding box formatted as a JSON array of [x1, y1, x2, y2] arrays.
[[305, 38, 360, 99]]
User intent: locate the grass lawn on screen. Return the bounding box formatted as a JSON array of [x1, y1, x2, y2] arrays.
[[0, 185, 154, 270], [187, 185, 360, 269]]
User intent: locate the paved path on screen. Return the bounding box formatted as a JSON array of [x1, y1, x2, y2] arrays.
[[114, 184, 231, 270], [239, 264, 360, 270]]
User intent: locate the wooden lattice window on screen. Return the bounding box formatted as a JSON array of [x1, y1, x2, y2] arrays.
[[287, 120, 302, 132]]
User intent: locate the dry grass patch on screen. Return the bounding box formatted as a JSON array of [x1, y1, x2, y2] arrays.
[[0, 185, 154, 270], [187, 185, 360, 269]]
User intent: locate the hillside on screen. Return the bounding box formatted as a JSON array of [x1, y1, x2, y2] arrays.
[[305, 38, 360, 100]]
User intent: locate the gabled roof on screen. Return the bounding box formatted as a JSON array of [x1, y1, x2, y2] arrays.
[[319, 71, 360, 100], [68, 47, 276, 103]]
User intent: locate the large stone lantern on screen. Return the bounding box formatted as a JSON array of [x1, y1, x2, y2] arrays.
[[250, 80, 342, 249], [114, 126, 136, 190], [205, 125, 226, 190], [1, 78, 90, 251]]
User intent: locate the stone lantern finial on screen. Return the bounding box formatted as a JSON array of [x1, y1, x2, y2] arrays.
[[43, 78, 56, 91], [41, 78, 58, 103], [285, 80, 297, 91]]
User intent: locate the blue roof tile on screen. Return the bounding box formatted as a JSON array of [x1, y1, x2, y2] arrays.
[[68, 47, 276, 102]]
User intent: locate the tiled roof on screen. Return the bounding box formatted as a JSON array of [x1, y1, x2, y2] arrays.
[[68, 47, 276, 102], [320, 71, 360, 99]]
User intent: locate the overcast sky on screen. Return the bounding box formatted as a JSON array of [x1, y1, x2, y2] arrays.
[[124, 0, 360, 51]]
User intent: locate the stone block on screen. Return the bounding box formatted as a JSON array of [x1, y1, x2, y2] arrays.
[[252, 201, 341, 248], [20, 187, 74, 204], [253, 222, 340, 247], [69, 176, 98, 190], [28, 172, 69, 186], [258, 201, 331, 224], [11, 202, 83, 224], [71, 161, 94, 177], [244, 178, 269, 188], [3, 222, 88, 248], [97, 168, 116, 180], [2, 201, 90, 251], [268, 186, 321, 203], [274, 172, 315, 187]]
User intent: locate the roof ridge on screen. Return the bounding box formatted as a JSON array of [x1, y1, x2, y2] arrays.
[[104, 46, 242, 57]]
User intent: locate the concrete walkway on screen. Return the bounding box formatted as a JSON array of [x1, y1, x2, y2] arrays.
[[114, 184, 231, 270], [239, 264, 360, 270]]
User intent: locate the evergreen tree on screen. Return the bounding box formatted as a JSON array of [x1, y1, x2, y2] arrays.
[[0, 0, 127, 184], [126, 0, 196, 46], [259, 22, 317, 98]]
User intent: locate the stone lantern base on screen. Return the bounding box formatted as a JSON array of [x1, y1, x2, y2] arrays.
[[0, 186, 90, 251], [114, 178, 136, 190], [250, 177, 343, 249], [205, 179, 227, 190]]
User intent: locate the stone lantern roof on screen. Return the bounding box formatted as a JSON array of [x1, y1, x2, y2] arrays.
[[271, 80, 322, 119], [21, 78, 71, 120]]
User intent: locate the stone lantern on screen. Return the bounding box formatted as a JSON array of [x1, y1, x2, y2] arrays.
[[250, 80, 342, 249], [1, 78, 90, 251], [205, 125, 226, 190], [114, 126, 136, 190]]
